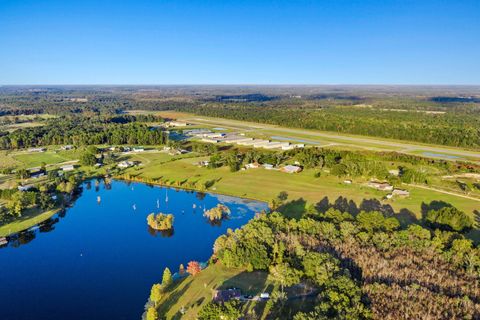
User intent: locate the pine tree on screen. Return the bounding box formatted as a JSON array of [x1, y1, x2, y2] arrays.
[[162, 267, 173, 287]]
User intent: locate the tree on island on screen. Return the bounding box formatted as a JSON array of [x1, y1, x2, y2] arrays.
[[147, 213, 174, 231], [162, 267, 173, 287], [186, 261, 202, 276], [203, 204, 231, 221]]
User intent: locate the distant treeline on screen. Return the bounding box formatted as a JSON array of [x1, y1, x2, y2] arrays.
[[0, 115, 168, 149], [1, 88, 480, 148], [169, 104, 480, 149]]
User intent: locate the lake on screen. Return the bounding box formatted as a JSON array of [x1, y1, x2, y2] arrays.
[[0, 180, 268, 320]]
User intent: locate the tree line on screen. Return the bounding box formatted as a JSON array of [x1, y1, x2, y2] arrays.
[[0, 115, 168, 149]]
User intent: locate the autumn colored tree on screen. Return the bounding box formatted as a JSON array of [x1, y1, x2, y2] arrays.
[[187, 261, 202, 276]]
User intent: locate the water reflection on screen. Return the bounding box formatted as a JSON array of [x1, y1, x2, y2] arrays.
[[147, 226, 175, 238]]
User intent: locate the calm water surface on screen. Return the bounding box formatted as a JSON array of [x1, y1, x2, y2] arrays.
[[0, 180, 267, 320]]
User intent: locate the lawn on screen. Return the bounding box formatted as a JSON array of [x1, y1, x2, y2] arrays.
[[156, 263, 273, 320], [0, 151, 21, 168], [0, 206, 60, 237], [11, 149, 79, 168]]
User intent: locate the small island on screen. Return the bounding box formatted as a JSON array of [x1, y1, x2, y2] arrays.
[[203, 204, 231, 221], [147, 213, 174, 231]]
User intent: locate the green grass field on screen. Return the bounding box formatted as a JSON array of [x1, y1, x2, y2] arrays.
[[11, 149, 80, 168], [0, 207, 60, 237], [126, 155, 480, 221]]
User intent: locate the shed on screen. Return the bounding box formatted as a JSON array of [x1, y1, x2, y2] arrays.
[[213, 289, 241, 302], [280, 165, 302, 173], [61, 165, 75, 172]]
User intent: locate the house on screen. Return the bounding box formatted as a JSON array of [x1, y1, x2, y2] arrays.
[[213, 289, 242, 302], [392, 188, 410, 196], [31, 172, 45, 179], [386, 194, 393, 199], [197, 160, 210, 167], [280, 165, 302, 173], [60, 164, 75, 172], [132, 147, 145, 152], [367, 181, 393, 191], [28, 147, 46, 153], [388, 169, 400, 176], [245, 163, 260, 169], [263, 163, 274, 170], [117, 161, 134, 169], [61, 145, 73, 151]]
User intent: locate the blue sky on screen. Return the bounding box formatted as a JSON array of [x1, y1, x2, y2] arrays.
[[0, 0, 479, 84]]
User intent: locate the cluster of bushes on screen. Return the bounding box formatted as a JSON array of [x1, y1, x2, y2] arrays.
[[146, 213, 174, 231], [203, 204, 230, 221]]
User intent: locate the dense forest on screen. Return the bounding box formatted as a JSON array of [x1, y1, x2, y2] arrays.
[[210, 199, 479, 319], [0, 115, 168, 149]]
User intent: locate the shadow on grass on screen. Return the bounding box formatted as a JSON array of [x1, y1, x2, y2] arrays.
[[157, 277, 192, 319], [396, 208, 418, 227], [219, 270, 270, 319], [359, 198, 394, 216], [277, 198, 307, 219]]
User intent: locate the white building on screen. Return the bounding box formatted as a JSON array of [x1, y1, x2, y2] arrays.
[[61, 164, 75, 172], [168, 121, 189, 127], [118, 161, 134, 169], [262, 142, 290, 149]]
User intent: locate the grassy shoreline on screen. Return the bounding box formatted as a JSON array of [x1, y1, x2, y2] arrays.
[[0, 207, 61, 237]]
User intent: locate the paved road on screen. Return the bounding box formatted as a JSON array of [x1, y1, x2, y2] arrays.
[[187, 117, 480, 161]]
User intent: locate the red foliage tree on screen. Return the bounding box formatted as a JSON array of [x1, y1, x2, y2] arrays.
[[186, 261, 201, 276]]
